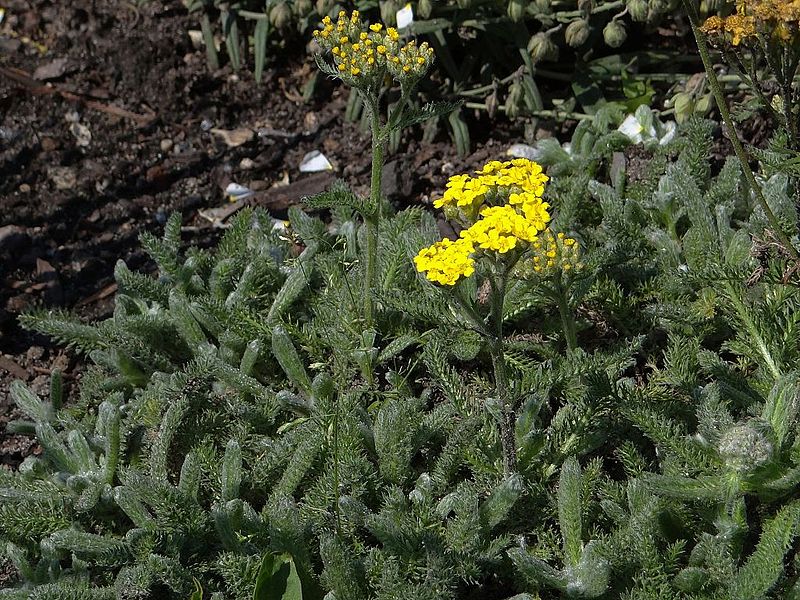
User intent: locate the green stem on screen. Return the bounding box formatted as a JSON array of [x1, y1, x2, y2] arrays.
[[555, 281, 577, 352], [364, 101, 384, 327], [680, 0, 800, 261], [488, 272, 517, 474]]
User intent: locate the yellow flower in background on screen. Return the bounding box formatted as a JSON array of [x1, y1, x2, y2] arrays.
[[314, 10, 433, 86], [701, 0, 800, 45]]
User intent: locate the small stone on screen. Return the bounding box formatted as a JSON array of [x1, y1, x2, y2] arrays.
[[239, 157, 255, 170], [48, 166, 77, 190], [160, 138, 174, 152], [5, 294, 31, 314], [19, 183, 30, 193], [41, 137, 58, 151], [25, 346, 44, 363], [248, 179, 269, 191]]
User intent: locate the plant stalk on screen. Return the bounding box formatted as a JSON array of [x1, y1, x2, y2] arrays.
[[555, 281, 577, 352], [364, 103, 384, 327], [680, 0, 800, 261], [488, 273, 517, 474]]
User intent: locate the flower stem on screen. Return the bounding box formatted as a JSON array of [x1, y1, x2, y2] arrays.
[[364, 101, 384, 327], [488, 273, 517, 474], [555, 281, 577, 352], [680, 0, 800, 261]]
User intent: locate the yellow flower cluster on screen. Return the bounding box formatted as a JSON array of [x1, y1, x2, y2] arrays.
[[701, 13, 756, 45], [434, 159, 550, 214], [702, 0, 800, 45], [413, 236, 475, 286], [415, 158, 558, 285], [313, 10, 433, 83]]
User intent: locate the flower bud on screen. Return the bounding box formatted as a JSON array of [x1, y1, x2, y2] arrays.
[[457, 0, 472, 8], [380, 0, 398, 25], [577, 0, 593, 14], [718, 422, 774, 473], [269, 2, 292, 29], [627, 0, 648, 22], [315, 0, 333, 16], [508, 0, 526, 22], [418, 0, 433, 18], [603, 19, 627, 48], [533, 0, 551, 15], [647, 0, 668, 18], [672, 92, 694, 124], [565, 19, 590, 47], [505, 82, 525, 119], [695, 93, 714, 115], [528, 32, 558, 63], [293, 0, 313, 16]]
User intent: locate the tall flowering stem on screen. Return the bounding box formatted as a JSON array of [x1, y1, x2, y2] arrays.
[[415, 159, 583, 474], [314, 11, 435, 326], [365, 103, 383, 325], [487, 267, 517, 474], [684, 0, 800, 260]]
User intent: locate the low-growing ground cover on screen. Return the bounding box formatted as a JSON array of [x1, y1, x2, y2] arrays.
[[5, 0, 800, 599]]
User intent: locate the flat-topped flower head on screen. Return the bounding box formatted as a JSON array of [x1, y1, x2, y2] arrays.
[[413, 235, 475, 285], [417, 158, 558, 285], [701, 0, 800, 45], [314, 10, 434, 88]]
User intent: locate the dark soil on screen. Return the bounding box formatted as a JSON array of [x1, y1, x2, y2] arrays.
[[0, 1, 546, 470]]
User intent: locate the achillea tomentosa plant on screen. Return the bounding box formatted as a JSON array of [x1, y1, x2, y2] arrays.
[[8, 13, 800, 600], [414, 158, 583, 474]]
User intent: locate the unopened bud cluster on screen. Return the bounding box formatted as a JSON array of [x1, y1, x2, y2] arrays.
[[517, 229, 583, 278], [313, 10, 434, 86]]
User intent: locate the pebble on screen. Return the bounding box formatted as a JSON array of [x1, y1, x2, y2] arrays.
[[48, 166, 77, 190], [239, 158, 255, 170], [160, 138, 174, 152], [40, 137, 58, 151], [19, 183, 30, 193], [26, 346, 44, 363]]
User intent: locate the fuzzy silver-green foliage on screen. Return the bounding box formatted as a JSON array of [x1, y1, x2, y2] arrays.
[[7, 119, 800, 599]]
